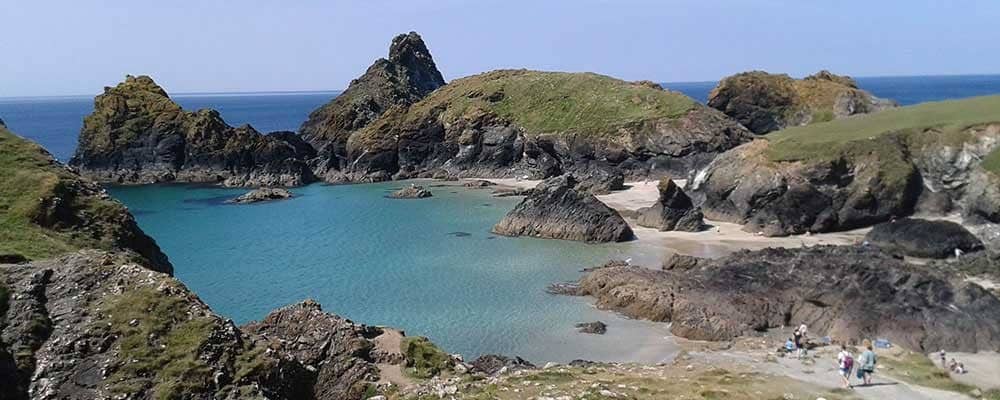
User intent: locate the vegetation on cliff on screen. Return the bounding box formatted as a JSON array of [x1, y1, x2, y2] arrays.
[[408, 69, 696, 137], [0, 125, 170, 270]]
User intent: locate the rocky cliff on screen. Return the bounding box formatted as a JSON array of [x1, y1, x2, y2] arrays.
[[340, 69, 753, 182], [568, 246, 1000, 352], [69, 75, 316, 187], [300, 32, 447, 182], [692, 96, 1000, 236], [707, 70, 896, 134], [0, 125, 170, 272]]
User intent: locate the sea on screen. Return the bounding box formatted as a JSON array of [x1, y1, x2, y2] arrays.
[[2, 75, 999, 362]]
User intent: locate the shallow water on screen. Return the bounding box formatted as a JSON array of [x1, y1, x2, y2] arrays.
[[109, 181, 677, 363]]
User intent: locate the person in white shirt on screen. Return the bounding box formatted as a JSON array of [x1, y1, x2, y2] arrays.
[[836, 344, 854, 389]]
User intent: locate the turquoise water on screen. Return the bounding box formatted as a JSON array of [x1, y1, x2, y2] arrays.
[[110, 181, 675, 363]]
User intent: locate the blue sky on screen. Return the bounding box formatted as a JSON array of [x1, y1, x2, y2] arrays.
[[1, 0, 998, 97]]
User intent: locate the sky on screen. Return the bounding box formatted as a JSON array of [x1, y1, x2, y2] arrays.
[[1, 0, 999, 97]]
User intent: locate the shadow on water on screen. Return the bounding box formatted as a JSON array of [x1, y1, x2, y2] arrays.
[[447, 232, 472, 237]]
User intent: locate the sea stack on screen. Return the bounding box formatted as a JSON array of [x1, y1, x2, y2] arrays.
[[300, 32, 447, 182], [492, 175, 633, 243], [634, 178, 703, 231], [69, 75, 316, 187]]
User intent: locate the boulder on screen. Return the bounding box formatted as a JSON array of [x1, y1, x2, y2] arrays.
[[864, 218, 984, 258], [634, 178, 704, 231], [564, 245, 1000, 352], [468, 355, 535, 376], [227, 188, 294, 204], [575, 321, 607, 334], [388, 185, 433, 199], [492, 176, 633, 242], [707, 70, 896, 134], [69, 75, 316, 187]]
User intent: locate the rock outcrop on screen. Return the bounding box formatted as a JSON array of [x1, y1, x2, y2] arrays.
[[468, 355, 535, 376], [492, 176, 633, 242], [575, 321, 607, 334], [565, 246, 1000, 352], [0, 251, 413, 400], [864, 218, 984, 258], [227, 187, 294, 204], [634, 178, 703, 231], [328, 67, 751, 183], [707, 70, 896, 134], [693, 97, 1000, 236], [300, 32, 447, 182], [0, 125, 170, 272], [69, 75, 316, 187], [388, 184, 433, 199]]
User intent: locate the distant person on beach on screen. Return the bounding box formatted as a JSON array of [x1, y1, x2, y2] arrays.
[[837, 344, 854, 388], [794, 325, 808, 358], [940, 350, 947, 367], [857, 339, 877, 386]]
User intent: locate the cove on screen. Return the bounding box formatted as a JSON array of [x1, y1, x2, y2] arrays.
[[109, 181, 678, 363]]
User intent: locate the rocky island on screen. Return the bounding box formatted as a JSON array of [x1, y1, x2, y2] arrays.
[[69, 75, 317, 187]]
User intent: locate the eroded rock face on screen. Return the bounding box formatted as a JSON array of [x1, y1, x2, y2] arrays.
[[693, 139, 922, 236], [492, 176, 633, 242], [568, 246, 1000, 352], [634, 178, 703, 231], [301, 32, 446, 180], [228, 188, 294, 204], [707, 70, 896, 134], [0, 251, 404, 400], [339, 69, 753, 183], [864, 218, 984, 258], [69, 76, 316, 187], [241, 300, 383, 400]]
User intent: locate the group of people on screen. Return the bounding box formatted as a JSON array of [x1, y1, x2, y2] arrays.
[[836, 339, 878, 389], [939, 350, 969, 374], [783, 324, 810, 358]]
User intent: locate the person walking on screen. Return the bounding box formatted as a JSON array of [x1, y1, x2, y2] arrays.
[[857, 339, 877, 386], [837, 344, 854, 389], [794, 325, 808, 358]]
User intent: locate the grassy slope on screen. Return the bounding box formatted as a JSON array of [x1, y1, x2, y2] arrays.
[[0, 126, 90, 259], [765, 95, 1000, 171], [409, 70, 696, 136]]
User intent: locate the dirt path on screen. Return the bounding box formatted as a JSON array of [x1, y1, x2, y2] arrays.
[[930, 351, 1000, 390]]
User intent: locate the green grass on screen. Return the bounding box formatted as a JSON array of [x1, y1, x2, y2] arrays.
[[765, 95, 1000, 164], [96, 285, 217, 400], [409, 70, 696, 137], [400, 336, 453, 379], [881, 352, 979, 395]]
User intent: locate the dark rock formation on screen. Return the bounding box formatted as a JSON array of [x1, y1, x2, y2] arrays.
[[492, 176, 633, 242], [569, 168, 626, 195], [228, 187, 294, 204], [241, 300, 384, 400], [864, 218, 984, 258], [0, 251, 426, 400], [463, 179, 496, 188], [661, 253, 703, 270], [693, 139, 922, 236], [707, 70, 896, 134], [469, 355, 535, 376], [337, 69, 752, 183], [388, 184, 432, 199], [694, 120, 1000, 236], [634, 178, 703, 231], [575, 321, 607, 335], [69, 76, 316, 187], [0, 124, 171, 272], [564, 246, 1000, 352], [300, 32, 446, 181]]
